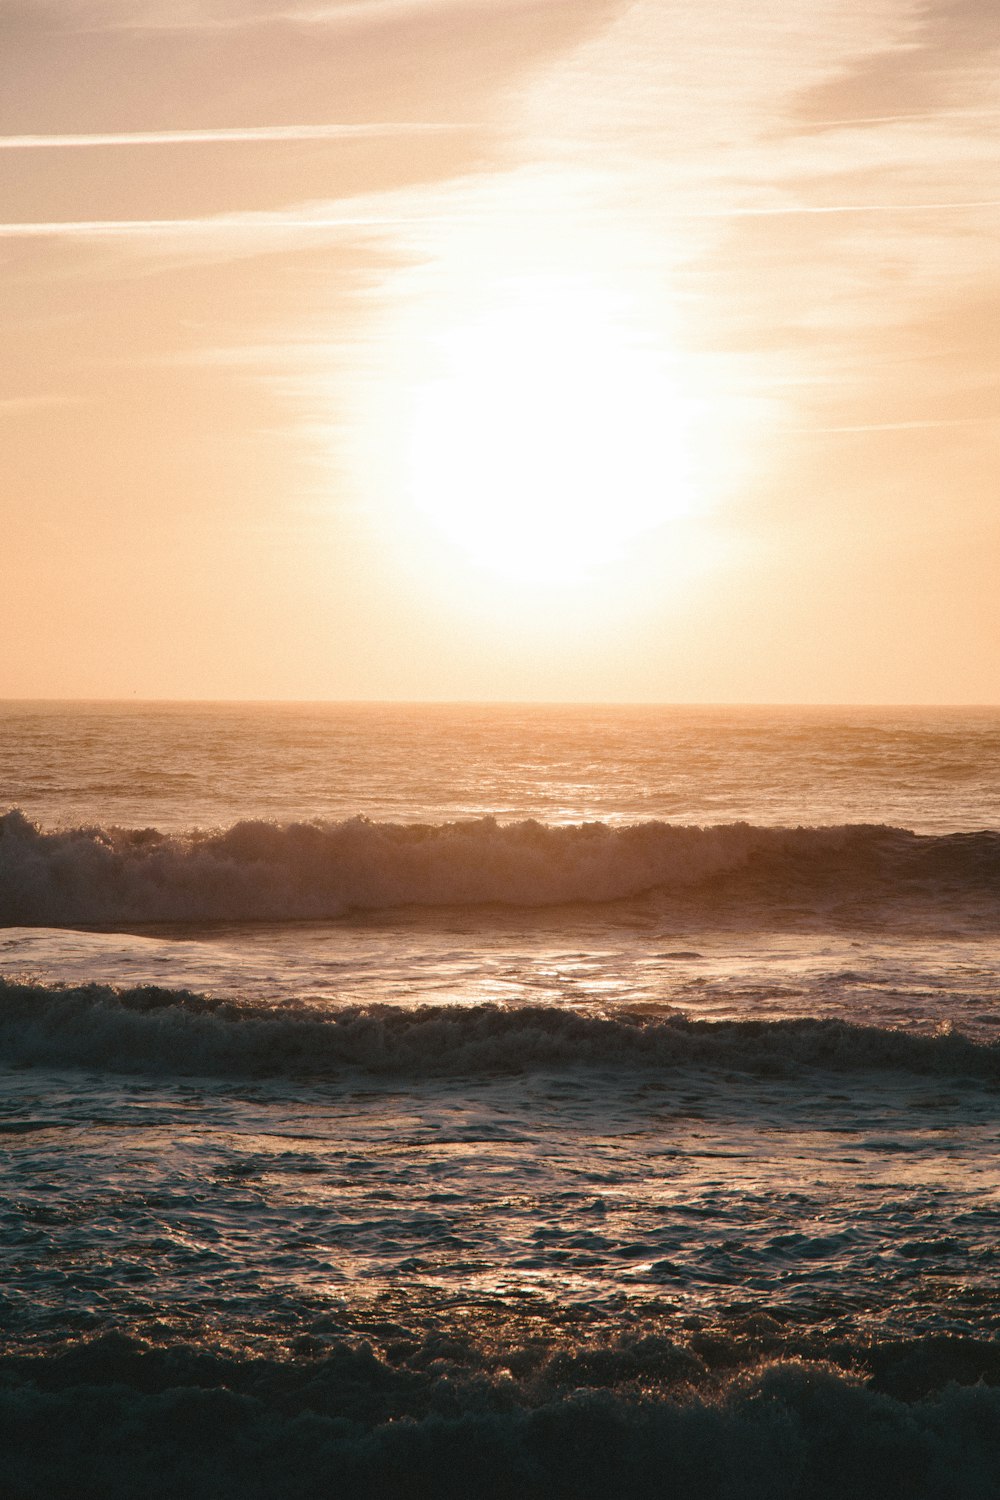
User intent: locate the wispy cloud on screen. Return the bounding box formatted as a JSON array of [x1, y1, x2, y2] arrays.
[[790, 108, 1000, 133], [0, 211, 425, 239], [789, 416, 1000, 434], [707, 198, 1000, 218], [0, 122, 471, 150], [4, 194, 997, 239], [79, 0, 586, 34], [788, 0, 1000, 127]]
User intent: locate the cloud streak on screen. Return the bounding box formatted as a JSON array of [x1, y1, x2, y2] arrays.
[[792, 108, 1000, 132], [74, 0, 562, 34], [3, 196, 998, 239], [789, 416, 1000, 434], [710, 198, 1000, 218], [0, 215, 423, 238], [0, 123, 472, 150]]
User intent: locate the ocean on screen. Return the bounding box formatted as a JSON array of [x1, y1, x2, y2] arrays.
[[2, 700, 1000, 1498]]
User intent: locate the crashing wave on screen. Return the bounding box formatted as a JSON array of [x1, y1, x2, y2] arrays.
[[1, 981, 997, 1081], [2, 1333, 1000, 1500], [2, 808, 998, 928]]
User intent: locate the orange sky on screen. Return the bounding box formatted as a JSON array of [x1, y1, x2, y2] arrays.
[[3, 0, 999, 701]]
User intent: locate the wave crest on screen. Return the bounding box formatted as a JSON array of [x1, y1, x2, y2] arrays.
[[3, 1333, 1000, 1500], [2, 809, 998, 928], [1, 981, 997, 1081]]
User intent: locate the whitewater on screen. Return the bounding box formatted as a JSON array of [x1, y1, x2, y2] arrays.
[[2, 701, 1000, 1498]]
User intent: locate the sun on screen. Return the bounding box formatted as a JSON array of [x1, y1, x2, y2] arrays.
[[396, 273, 697, 583]]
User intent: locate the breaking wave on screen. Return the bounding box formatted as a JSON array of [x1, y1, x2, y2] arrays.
[[1, 980, 998, 1081], [1, 808, 998, 928], [3, 1332, 1000, 1500]]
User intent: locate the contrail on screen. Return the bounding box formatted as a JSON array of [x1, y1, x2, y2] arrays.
[[0, 122, 470, 150], [794, 416, 1000, 434], [704, 198, 1000, 218], [2, 195, 999, 238], [0, 215, 424, 237], [796, 108, 1000, 129]]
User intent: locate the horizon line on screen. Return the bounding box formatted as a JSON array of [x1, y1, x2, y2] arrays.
[[1, 697, 998, 710]]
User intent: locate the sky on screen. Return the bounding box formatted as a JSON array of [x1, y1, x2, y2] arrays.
[[2, 0, 999, 702]]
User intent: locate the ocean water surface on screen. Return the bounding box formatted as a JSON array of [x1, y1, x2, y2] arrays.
[[2, 701, 1000, 1498]]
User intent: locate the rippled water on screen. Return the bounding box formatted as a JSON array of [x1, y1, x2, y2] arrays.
[[2, 703, 1000, 1497], [5, 699, 1000, 831]]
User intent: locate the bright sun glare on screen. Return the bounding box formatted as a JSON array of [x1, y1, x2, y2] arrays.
[[399, 275, 697, 583]]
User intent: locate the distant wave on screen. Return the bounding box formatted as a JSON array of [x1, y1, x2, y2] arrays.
[[1, 808, 998, 928], [1, 981, 997, 1081]]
